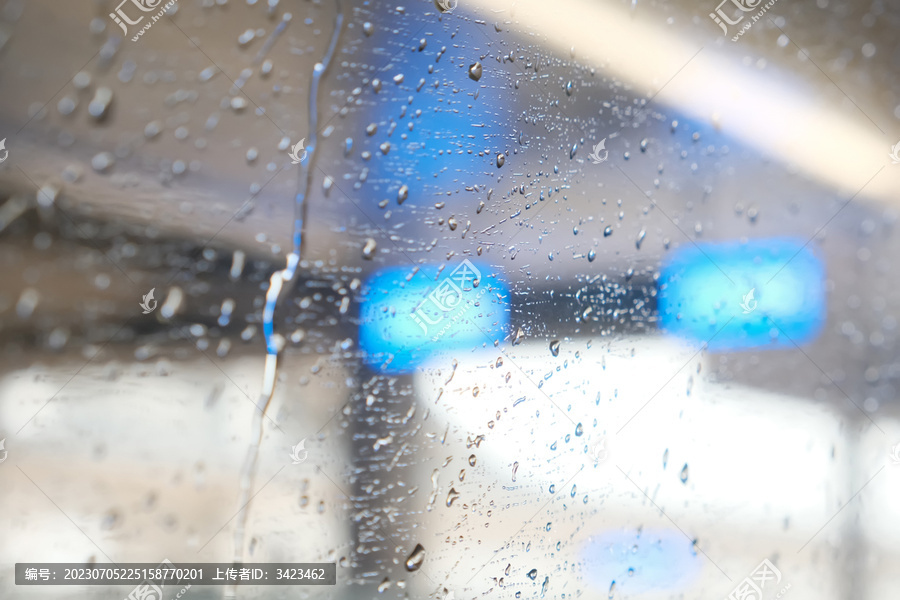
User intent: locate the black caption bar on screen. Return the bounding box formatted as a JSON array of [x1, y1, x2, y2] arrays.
[[15, 563, 336, 585]]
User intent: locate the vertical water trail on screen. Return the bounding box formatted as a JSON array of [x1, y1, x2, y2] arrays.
[[226, 2, 344, 598]]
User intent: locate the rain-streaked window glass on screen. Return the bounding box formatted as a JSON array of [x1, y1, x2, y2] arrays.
[[2, 0, 899, 599]]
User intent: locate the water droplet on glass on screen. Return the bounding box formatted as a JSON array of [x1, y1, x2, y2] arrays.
[[57, 96, 77, 116], [511, 461, 519, 482], [604, 226, 613, 237], [230, 96, 248, 112], [16, 289, 40, 319], [144, 120, 162, 139], [513, 327, 525, 345], [565, 81, 574, 96], [680, 463, 689, 484], [427, 469, 440, 511], [405, 543, 426, 571], [549, 340, 560, 356], [88, 87, 113, 120], [91, 152, 115, 173], [397, 185, 409, 204], [362, 238, 377, 259], [587, 249, 596, 262], [237, 28, 255, 45], [446, 487, 460, 507], [527, 569, 538, 580], [747, 206, 759, 223], [73, 71, 91, 90], [362, 21, 374, 36], [468, 62, 483, 81], [574, 422, 583, 436], [468, 454, 477, 466], [496, 153, 505, 168]]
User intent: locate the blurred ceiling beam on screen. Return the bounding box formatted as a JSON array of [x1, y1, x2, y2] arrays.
[[466, 0, 899, 209]]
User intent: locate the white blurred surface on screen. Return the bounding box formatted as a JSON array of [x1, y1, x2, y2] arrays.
[[408, 335, 894, 599]]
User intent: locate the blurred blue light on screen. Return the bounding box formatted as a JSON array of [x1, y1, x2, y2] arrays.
[[582, 528, 702, 594], [359, 261, 510, 373], [658, 238, 826, 351]]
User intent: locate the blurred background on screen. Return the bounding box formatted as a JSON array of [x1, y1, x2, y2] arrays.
[[1, 0, 900, 598]]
